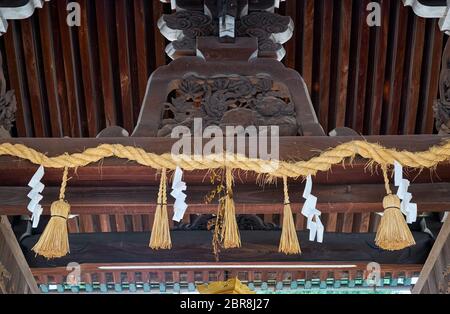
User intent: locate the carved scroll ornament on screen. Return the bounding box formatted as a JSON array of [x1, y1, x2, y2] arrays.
[[159, 10, 293, 60]]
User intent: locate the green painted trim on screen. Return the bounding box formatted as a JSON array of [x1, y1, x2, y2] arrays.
[[39, 284, 49, 293], [70, 286, 79, 293], [276, 282, 283, 290], [100, 283, 108, 292], [305, 281, 312, 289], [56, 284, 65, 293], [261, 282, 268, 290], [85, 284, 93, 293]]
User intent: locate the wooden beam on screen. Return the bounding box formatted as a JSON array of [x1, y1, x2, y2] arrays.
[[31, 262, 423, 281], [0, 183, 449, 216], [0, 136, 449, 186], [412, 215, 450, 294], [0, 216, 39, 294]]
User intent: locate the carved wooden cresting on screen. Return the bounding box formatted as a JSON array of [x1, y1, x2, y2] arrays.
[[129, 0, 323, 137], [159, 0, 291, 60]]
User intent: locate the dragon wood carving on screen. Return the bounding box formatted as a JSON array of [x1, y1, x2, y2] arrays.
[[157, 74, 297, 137]]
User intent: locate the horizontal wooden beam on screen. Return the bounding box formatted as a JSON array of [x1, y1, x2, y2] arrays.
[[31, 262, 423, 278], [0, 135, 449, 186], [1, 183, 449, 215]]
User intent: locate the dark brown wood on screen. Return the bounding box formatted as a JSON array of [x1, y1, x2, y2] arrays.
[[78, 0, 101, 137], [133, 0, 150, 104], [332, 0, 352, 129], [116, 0, 134, 134], [348, 0, 370, 134], [366, 0, 389, 135], [0, 1, 445, 138], [0, 182, 449, 216], [402, 15, 426, 135], [421, 21, 443, 134], [301, 0, 314, 93], [57, 0, 82, 137], [38, 5, 63, 138], [96, 0, 117, 127], [384, 2, 408, 135], [284, 0, 296, 69], [152, 1, 166, 69], [21, 18, 47, 137], [3, 22, 32, 137], [317, 0, 333, 130], [132, 44, 323, 136]]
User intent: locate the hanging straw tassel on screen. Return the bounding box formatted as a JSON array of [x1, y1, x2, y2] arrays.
[[221, 168, 241, 249], [279, 176, 301, 255], [375, 166, 415, 251], [32, 167, 71, 259], [149, 168, 172, 249]]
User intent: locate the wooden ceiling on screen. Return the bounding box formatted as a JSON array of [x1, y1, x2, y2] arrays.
[[0, 0, 446, 138]]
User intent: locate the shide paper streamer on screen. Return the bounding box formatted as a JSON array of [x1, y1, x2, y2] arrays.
[[171, 167, 188, 222], [394, 161, 417, 224], [301, 175, 324, 243], [27, 165, 45, 228]]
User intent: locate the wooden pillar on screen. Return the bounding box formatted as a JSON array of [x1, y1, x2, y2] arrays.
[[0, 216, 39, 294], [412, 214, 450, 294]]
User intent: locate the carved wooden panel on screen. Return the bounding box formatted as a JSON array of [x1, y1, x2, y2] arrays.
[[132, 38, 324, 137], [158, 74, 297, 136]]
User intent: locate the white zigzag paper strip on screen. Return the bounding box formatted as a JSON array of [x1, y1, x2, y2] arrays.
[[171, 167, 188, 222], [27, 165, 45, 228], [394, 161, 417, 224], [301, 175, 324, 243]]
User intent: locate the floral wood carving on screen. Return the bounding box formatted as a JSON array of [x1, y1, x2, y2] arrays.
[[157, 74, 297, 137], [0, 51, 16, 133], [434, 40, 450, 134], [159, 10, 292, 60]]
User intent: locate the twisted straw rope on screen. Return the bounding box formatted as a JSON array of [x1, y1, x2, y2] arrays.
[[1, 140, 450, 178]]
